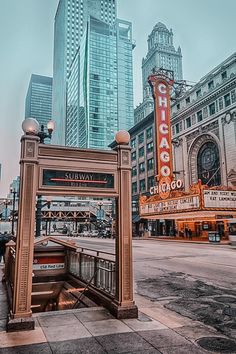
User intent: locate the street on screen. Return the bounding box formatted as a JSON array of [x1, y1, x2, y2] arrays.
[[61, 236, 236, 339]]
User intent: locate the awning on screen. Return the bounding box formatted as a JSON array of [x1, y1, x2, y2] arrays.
[[141, 210, 236, 221], [132, 214, 141, 223]]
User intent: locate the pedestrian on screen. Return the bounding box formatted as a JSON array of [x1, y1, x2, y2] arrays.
[[184, 227, 189, 238], [188, 228, 192, 240], [173, 227, 177, 237], [0, 238, 6, 264]]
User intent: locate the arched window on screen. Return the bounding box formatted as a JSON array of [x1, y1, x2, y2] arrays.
[[197, 142, 221, 186]]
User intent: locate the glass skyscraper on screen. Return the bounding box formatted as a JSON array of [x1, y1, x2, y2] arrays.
[[66, 16, 134, 149], [25, 74, 52, 127], [52, 0, 118, 145]]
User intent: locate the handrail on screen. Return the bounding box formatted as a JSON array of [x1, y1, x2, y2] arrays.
[[68, 248, 116, 298], [76, 246, 115, 259]]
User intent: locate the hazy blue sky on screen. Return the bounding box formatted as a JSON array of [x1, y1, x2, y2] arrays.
[[0, 0, 236, 196]]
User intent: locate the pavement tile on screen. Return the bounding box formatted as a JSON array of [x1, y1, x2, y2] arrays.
[[50, 337, 106, 354], [0, 327, 47, 348], [83, 318, 132, 336], [174, 324, 220, 341], [38, 313, 79, 327], [96, 332, 155, 353], [124, 350, 162, 354], [75, 308, 114, 323], [140, 306, 198, 329], [138, 329, 192, 349], [43, 322, 91, 342], [159, 344, 209, 354], [0, 343, 52, 354], [122, 317, 167, 332]]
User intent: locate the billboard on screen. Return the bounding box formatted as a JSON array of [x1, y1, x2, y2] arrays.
[[140, 195, 200, 216], [203, 190, 236, 209]]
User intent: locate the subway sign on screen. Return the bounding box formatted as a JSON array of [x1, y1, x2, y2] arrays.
[[42, 169, 114, 189]]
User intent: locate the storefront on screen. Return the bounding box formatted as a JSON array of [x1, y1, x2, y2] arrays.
[[140, 181, 236, 239]]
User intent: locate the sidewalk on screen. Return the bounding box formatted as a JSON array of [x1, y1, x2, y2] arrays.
[[143, 236, 230, 245], [0, 265, 233, 354]]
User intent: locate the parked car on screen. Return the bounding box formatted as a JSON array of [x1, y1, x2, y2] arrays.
[[91, 230, 99, 237], [81, 230, 90, 237]]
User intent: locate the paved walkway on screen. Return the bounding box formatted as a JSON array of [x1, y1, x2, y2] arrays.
[[0, 265, 234, 354]]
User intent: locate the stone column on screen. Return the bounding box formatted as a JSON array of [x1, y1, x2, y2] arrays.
[[112, 144, 138, 319], [9, 135, 39, 330]]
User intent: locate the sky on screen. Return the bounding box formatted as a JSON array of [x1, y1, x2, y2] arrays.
[[0, 0, 236, 197]]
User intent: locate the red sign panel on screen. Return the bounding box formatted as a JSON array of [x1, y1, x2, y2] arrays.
[[148, 75, 174, 195]]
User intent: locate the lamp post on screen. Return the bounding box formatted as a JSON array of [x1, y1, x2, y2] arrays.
[[37, 120, 55, 144], [97, 201, 104, 236], [22, 118, 55, 237], [10, 188, 18, 235], [4, 199, 10, 221]]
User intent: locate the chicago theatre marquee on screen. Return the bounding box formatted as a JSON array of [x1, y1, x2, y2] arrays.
[[139, 57, 236, 239]]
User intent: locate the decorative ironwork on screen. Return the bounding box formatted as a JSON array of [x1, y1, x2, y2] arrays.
[[197, 142, 221, 186]]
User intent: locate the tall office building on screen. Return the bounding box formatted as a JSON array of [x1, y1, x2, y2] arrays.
[[52, 0, 118, 145], [135, 22, 183, 123], [25, 74, 53, 127], [66, 16, 134, 149]]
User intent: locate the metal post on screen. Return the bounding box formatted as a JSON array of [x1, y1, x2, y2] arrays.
[[35, 195, 42, 237], [5, 200, 8, 221], [11, 191, 16, 235]]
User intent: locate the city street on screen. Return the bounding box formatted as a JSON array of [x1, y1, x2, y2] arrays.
[[61, 236, 236, 339]]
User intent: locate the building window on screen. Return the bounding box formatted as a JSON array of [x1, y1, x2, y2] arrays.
[[197, 141, 221, 187], [208, 80, 214, 90], [147, 142, 153, 154], [185, 97, 190, 104], [224, 93, 231, 107], [138, 132, 144, 144], [197, 110, 203, 122], [148, 176, 154, 189], [147, 158, 154, 170], [186, 117, 191, 128], [139, 162, 145, 174], [139, 146, 144, 157], [132, 166, 137, 177], [139, 179, 146, 192], [146, 126, 153, 139], [221, 71, 227, 80], [131, 151, 136, 161], [131, 138, 136, 149], [132, 182, 137, 194], [196, 89, 201, 98], [209, 102, 216, 115], [175, 123, 180, 134]]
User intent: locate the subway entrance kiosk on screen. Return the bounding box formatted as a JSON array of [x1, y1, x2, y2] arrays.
[[10, 122, 137, 330]]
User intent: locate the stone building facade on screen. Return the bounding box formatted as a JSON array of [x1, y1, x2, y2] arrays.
[[171, 53, 236, 190], [134, 22, 183, 124], [129, 53, 236, 223]]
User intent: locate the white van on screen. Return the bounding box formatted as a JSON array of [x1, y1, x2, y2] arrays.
[[228, 219, 236, 246]]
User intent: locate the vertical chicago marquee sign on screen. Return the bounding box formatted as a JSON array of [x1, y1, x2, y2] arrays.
[[148, 71, 182, 199]]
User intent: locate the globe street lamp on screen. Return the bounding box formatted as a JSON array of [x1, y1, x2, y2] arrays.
[[22, 118, 55, 144], [22, 118, 55, 237]]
